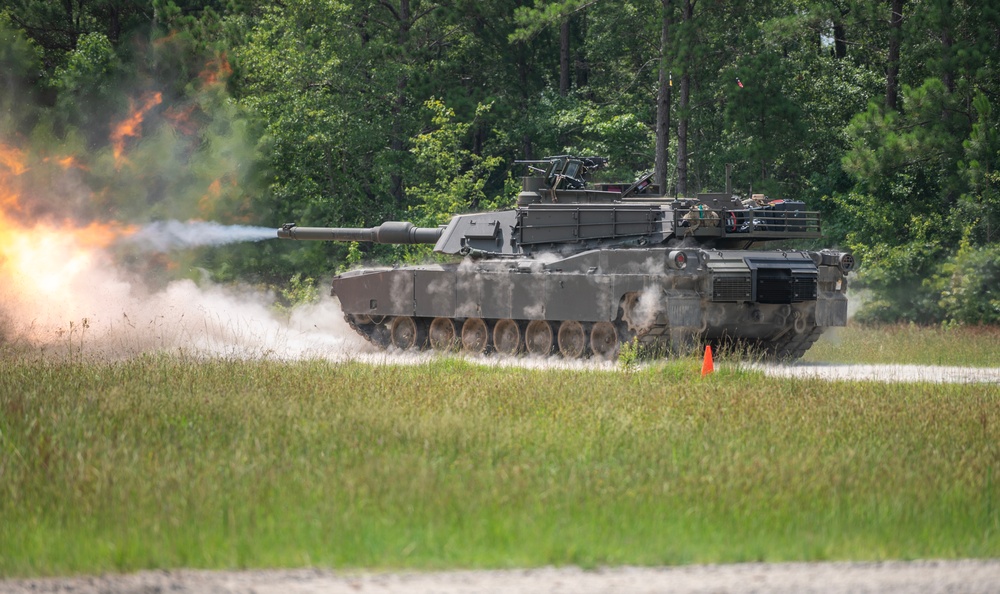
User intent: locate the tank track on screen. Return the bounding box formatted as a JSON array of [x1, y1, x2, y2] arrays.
[[344, 313, 823, 361], [345, 314, 390, 348], [719, 325, 824, 362], [760, 326, 825, 361], [633, 319, 824, 361]]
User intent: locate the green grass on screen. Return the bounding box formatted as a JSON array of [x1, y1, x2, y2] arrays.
[[804, 323, 1000, 367], [1, 326, 998, 577]]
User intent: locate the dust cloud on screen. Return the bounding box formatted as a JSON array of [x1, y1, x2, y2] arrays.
[[0, 32, 386, 362], [0, 241, 372, 361]]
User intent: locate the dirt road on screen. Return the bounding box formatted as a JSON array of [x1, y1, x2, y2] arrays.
[[4, 560, 1000, 594], [757, 362, 1000, 384]]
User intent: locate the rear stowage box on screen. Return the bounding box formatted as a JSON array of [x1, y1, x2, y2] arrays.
[[765, 200, 807, 232]]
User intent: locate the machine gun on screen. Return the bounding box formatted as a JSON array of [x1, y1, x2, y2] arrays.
[[514, 155, 608, 190]]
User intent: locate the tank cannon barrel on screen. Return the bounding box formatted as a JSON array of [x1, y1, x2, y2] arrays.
[[278, 222, 443, 244]]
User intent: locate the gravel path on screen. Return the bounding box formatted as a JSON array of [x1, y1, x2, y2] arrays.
[[757, 363, 1000, 384], [4, 560, 1000, 594]]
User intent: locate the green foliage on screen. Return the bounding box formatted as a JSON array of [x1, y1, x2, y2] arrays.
[[843, 79, 966, 200], [847, 240, 947, 325], [407, 99, 504, 227], [958, 92, 1000, 244], [340, 241, 363, 272], [0, 13, 42, 134], [929, 242, 1000, 325], [616, 336, 640, 373], [273, 272, 319, 314], [848, 236, 1000, 326], [49, 31, 130, 147], [52, 31, 120, 94], [722, 49, 807, 187], [837, 77, 1000, 323], [0, 0, 149, 70], [234, 0, 368, 228], [509, 0, 593, 42]]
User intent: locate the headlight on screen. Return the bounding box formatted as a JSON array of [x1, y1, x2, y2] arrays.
[[839, 253, 856, 273], [667, 250, 688, 270]]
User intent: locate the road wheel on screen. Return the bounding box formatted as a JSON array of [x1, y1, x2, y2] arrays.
[[525, 320, 555, 356], [429, 317, 459, 351], [461, 317, 491, 354], [390, 316, 425, 350], [493, 319, 523, 356], [557, 320, 588, 358], [590, 321, 619, 359]]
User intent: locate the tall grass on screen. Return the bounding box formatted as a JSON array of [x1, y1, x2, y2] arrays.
[[1, 347, 997, 577], [805, 323, 1000, 367]]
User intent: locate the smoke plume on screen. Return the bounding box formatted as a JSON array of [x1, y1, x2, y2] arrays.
[[126, 220, 277, 251], [0, 26, 376, 361]]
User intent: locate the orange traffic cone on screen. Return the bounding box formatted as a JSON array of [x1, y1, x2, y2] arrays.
[[701, 345, 714, 376]]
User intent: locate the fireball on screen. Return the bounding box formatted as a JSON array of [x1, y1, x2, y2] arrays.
[[0, 142, 136, 343], [110, 91, 163, 165]]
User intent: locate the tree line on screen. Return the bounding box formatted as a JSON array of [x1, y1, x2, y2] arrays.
[[1, 0, 998, 324]]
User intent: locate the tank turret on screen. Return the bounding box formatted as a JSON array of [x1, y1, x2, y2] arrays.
[[277, 156, 854, 360]]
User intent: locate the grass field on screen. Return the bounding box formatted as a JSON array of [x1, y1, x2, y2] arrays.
[[803, 323, 1000, 367], [1, 324, 998, 577]]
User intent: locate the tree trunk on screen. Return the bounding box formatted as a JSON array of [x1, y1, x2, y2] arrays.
[[675, 0, 694, 197], [886, 0, 903, 109], [833, 21, 847, 59], [654, 0, 671, 194], [677, 76, 690, 197], [560, 18, 571, 96], [108, 6, 122, 44], [940, 0, 954, 93], [575, 9, 589, 91], [516, 20, 533, 160], [389, 0, 413, 207]]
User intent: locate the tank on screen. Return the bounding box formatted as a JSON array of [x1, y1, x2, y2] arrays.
[[277, 155, 854, 360]]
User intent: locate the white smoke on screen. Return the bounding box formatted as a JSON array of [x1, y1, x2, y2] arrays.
[[126, 220, 277, 251], [0, 230, 374, 361], [0, 242, 627, 369], [639, 256, 667, 276], [631, 285, 664, 331]]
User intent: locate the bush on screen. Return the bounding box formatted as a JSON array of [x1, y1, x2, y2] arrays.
[[854, 240, 1000, 326], [931, 242, 1000, 325], [850, 241, 947, 324], [273, 272, 319, 314]]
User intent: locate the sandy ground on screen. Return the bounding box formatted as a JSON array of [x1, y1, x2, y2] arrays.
[[4, 560, 1000, 594]]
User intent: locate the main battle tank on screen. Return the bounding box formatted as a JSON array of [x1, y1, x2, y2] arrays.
[[278, 156, 854, 360]]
